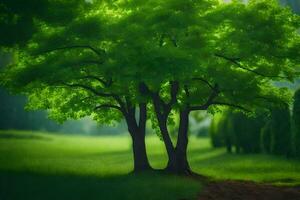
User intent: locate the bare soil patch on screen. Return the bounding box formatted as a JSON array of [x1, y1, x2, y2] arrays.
[[198, 180, 300, 200]]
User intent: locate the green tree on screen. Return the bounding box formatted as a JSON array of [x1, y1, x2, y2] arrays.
[[293, 89, 300, 157], [1, 0, 300, 175], [140, 0, 299, 173], [231, 112, 265, 154], [0, 0, 152, 172], [209, 111, 233, 153], [209, 114, 225, 148], [270, 105, 292, 156], [261, 120, 272, 153], [210, 110, 266, 154]]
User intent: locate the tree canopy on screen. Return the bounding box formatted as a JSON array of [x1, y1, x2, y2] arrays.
[[1, 0, 300, 174], [2, 0, 300, 119]]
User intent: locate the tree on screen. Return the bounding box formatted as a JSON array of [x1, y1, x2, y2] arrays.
[[293, 89, 300, 157], [0, 0, 152, 172], [209, 111, 233, 153], [270, 105, 292, 156], [140, 0, 299, 174], [0, 89, 60, 131], [261, 121, 272, 153], [1, 0, 300, 175], [210, 110, 266, 154], [209, 114, 225, 148], [231, 112, 265, 154]]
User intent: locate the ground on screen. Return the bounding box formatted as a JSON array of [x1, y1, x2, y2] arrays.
[[0, 130, 300, 200], [198, 180, 300, 200]]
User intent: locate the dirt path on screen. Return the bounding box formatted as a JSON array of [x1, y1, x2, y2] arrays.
[[198, 180, 300, 200]]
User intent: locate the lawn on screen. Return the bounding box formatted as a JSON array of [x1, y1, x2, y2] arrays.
[[0, 130, 300, 200]]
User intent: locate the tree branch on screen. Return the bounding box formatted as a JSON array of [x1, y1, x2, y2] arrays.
[[38, 45, 105, 57], [183, 85, 190, 98], [79, 75, 110, 87], [255, 95, 287, 107], [61, 82, 114, 97], [188, 83, 220, 111], [211, 101, 251, 112], [189, 101, 250, 112], [192, 77, 215, 90], [215, 53, 286, 79], [94, 104, 122, 111], [138, 103, 147, 131], [167, 81, 179, 108], [112, 95, 127, 115]]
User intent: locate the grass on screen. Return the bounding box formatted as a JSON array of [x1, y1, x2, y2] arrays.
[[0, 131, 200, 200], [0, 130, 300, 199]]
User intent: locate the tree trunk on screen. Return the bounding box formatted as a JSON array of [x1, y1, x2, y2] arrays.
[[165, 109, 191, 175], [126, 103, 152, 172], [156, 114, 177, 169], [130, 129, 151, 172]]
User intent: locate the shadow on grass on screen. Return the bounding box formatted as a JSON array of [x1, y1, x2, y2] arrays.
[[0, 133, 51, 141], [190, 150, 300, 186], [0, 171, 201, 200]]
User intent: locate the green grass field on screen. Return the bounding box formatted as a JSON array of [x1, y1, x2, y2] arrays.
[[0, 130, 300, 200]]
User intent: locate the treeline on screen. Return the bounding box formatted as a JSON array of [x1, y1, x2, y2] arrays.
[[210, 88, 300, 158], [0, 89, 61, 131], [0, 89, 127, 134]]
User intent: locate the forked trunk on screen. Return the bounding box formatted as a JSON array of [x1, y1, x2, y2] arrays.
[[165, 109, 191, 175]]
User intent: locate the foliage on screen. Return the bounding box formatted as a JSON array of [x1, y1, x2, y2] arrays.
[[0, 89, 60, 131], [0, 0, 89, 47], [231, 111, 265, 154], [260, 121, 272, 153], [209, 113, 225, 147], [1, 0, 299, 126], [269, 105, 292, 156], [210, 103, 295, 157], [293, 89, 300, 157]]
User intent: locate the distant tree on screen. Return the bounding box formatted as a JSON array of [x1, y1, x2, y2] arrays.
[[270, 105, 292, 156], [211, 110, 265, 154], [0, 88, 60, 131], [209, 114, 225, 148], [260, 121, 272, 153], [293, 89, 300, 157], [233, 112, 265, 154]]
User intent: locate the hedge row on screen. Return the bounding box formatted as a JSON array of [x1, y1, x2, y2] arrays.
[[209, 89, 300, 157]]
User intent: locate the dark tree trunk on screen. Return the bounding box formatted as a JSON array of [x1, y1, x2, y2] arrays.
[[165, 109, 191, 175], [130, 128, 151, 172], [225, 138, 232, 153], [146, 82, 192, 175], [156, 114, 176, 168], [125, 103, 152, 172]]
